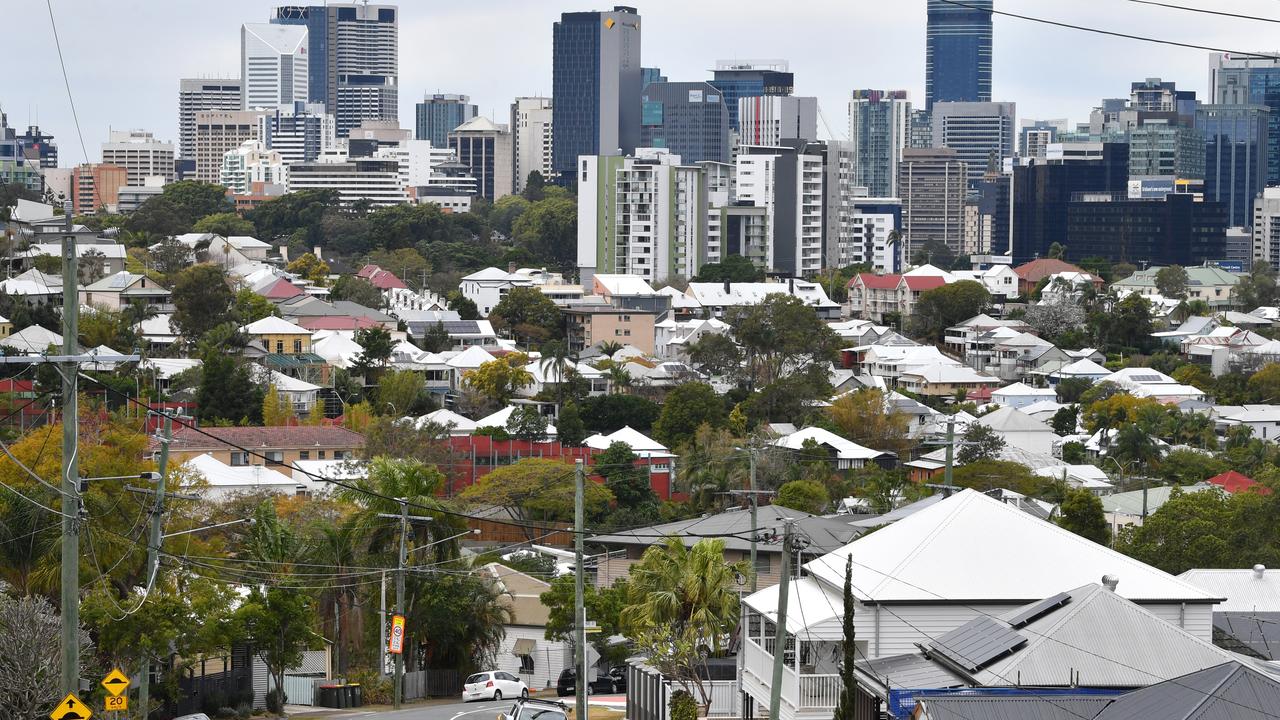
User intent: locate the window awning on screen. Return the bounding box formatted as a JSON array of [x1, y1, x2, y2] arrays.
[[513, 638, 536, 655]]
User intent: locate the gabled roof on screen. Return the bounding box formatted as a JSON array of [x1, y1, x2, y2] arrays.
[[583, 426, 671, 456], [1093, 661, 1280, 720], [258, 276, 304, 300], [771, 426, 888, 460], [1205, 470, 1266, 494], [0, 324, 64, 353], [82, 271, 148, 292], [803, 489, 1220, 603], [241, 316, 309, 335], [852, 273, 901, 290], [416, 408, 477, 434], [356, 264, 408, 290], [977, 406, 1056, 433], [311, 332, 364, 369], [1014, 258, 1088, 283], [992, 382, 1057, 398], [446, 345, 496, 368], [1179, 566, 1280, 612], [474, 405, 557, 435], [1054, 358, 1111, 378], [902, 275, 947, 292], [592, 505, 861, 557], [462, 266, 524, 283]]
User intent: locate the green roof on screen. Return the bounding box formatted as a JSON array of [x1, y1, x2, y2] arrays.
[[261, 352, 327, 369]]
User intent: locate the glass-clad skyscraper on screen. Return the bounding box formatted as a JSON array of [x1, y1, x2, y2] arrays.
[[710, 60, 794, 132], [415, 94, 477, 147], [925, 0, 993, 110], [551, 6, 642, 185]]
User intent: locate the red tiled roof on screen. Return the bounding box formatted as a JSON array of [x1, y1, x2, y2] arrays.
[[155, 425, 366, 453], [357, 264, 408, 290], [967, 387, 994, 401], [261, 277, 304, 300], [1013, 258, 1087, 283], [852, 273, 902, 290], [296, 315, 381, 331], [1206, 470, 1271, 495], [902, 276, 947, 291]]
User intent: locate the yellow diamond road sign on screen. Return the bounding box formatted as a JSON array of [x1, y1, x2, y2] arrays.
[[50, 692, 92, 720], [102, 668, 130, 697]]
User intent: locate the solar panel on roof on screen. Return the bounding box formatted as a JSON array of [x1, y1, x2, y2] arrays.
[[1006, 591, 1072, 629], [927, 616, 1027, 672], [1128, 373, 1163, 382], [442, 321, 480, 333]]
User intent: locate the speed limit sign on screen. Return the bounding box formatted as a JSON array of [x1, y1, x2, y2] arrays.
[[388, 614, 406, 654]]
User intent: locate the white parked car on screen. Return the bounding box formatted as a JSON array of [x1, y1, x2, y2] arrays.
[[463, 670, 529, 702], [173, 715, 212, 720]]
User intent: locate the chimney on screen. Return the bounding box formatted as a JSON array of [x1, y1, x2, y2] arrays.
[[788, 277, 795, 295], [1254, 564, 1267, 579], [723, 279, 730, 294], [313, 246, 323, 261], [508, 262, 517, 274], [278, 245, 289, 263], [1101, 574, 1119, 592]]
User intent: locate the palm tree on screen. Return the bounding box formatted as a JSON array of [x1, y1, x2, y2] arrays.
[[538, 340, 573, 411], [1114, 422, 1161, 485], [621, 537, 749, 714], [306, 520, 363, 675], [598, 340, 624, 358], [607, 364, 632, 395]]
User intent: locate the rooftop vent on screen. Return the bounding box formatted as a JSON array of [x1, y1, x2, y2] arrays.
[[1101, 574, 1119, 591], [1254, 564, 1267, 579]]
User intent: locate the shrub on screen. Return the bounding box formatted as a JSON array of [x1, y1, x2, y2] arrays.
[[236, 702, 252, 719], [265, 688, 287, 714], [670, 689, 698, 720], [348, 667, 393, 705], [216, 707, 237, 719]]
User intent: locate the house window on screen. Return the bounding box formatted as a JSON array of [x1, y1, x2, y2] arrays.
[[299, 451, 310, 460], [293, 339, 303, 353], [318, 451, 326, 460], [265, 451, 284, 465], [753, 554, 771, 574], [519, 654, 534, 674], [333, 450, 345, 460], [275, 340, 284, 353], [230, 452, 249, 466]]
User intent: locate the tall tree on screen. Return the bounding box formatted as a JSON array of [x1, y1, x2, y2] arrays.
[[171, 264, 235, 340], [652, 382, 727, 447], [490, 287, 562, 348], [464, 353, 534, 407], [909, 280, 991, 341], [192, 211, 255, 237], [1154, 265, 1190, 299], [620, 538, 748, 713], [727, 294, 840, 388], [1057, 488, 1110, 545], [458, 457, 613, 525], [832, 556, 858, 720]]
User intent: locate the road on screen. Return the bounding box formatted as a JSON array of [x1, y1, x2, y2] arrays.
[[292, 695, 588, 720]]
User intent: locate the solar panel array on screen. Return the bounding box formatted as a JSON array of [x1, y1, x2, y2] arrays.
[[927, 616, 1028, 672], [1006, 591, 1072, 629]]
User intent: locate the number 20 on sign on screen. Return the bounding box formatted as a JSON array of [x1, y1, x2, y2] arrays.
[[388, 614, 406, 654], [105, 696, 128, 712]]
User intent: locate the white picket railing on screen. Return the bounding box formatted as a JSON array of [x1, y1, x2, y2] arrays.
[[797, 675, 840, 709]]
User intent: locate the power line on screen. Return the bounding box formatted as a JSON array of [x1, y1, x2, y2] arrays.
[[44, 0, 88, 164], [1125, 0, 1280, 23], [933, 0, 1280, 59]]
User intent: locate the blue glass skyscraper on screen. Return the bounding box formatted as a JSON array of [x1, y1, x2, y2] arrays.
[[552, 6, 642, 184], [925, 0, 993, 110], [640, 81, 730, 164], [415, 94, 477, 147], [1198, 104, 1269, 228], [710, 60, 794, 132]]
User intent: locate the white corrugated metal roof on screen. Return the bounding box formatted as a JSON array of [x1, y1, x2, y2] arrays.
[[803, 489, 1220, 603], [1179, 567, 1280, 612]]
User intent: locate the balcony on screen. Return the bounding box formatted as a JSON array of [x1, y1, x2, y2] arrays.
[[741, 636, 841, 720]]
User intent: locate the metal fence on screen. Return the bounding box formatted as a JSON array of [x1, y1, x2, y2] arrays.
[[403, 669, 464, 700], [627, 659, 741, 720], [281, 675, 325, 706]]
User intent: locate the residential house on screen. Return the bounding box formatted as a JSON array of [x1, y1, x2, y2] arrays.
[[686, 280, 841, 320], [1205, 470, 1269, 494], [896, 274, 947, 319], [185, 452, 303, 501], [1031, 464, 1114, 493], [591, 505, 862, 592], [897, 364, 1001, 398], [1013, 258, 1101, 296], [1113, 265, 1241, 310], [770, 426, 895, 470], [355, 264, 408, 290], [481, 563, 574, 691], [156, 425, 365, 467], [847, 274, 902, 322], [1217, 405, 1280, 441], [655, 317, 731, 360], [990, 381, 1058, 410], [943, 314, 1033, 359], [459, 267, 534, 317], [1101, 367, 1206, 402], [19, 242, 126, 276], [0, 324, 64, 355], [208, 235, 271, 265], [241, 316, 312, 355], [1099, 483, 1216, 528], [738, 489, 1222, 720], [583, 426, 675, 498], [1180, 565, 1280, 661], [1048, 357, 1111, 384], [80, 271, 172, 313], [975, 406, 1063, 456], [0, 269, 62, 305]]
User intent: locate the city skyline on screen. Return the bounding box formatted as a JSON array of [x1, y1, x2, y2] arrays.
[[10, 0, 1280, 164]]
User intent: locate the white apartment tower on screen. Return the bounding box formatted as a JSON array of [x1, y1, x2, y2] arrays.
[[511, 97, 554, 193], [178, 78, 243, 161], [737, 146, 825, 277], [1253, 188, 1280, 269], [738, 96, 818, 147], [241, 23, 309, 110], [193, 110, 268, 184], [577, 150, 706, 286], [100, 130, 175, 186], [220, 140, 288, 194]]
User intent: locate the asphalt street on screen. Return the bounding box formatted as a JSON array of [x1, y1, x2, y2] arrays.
[[291, 694, 598, 720]]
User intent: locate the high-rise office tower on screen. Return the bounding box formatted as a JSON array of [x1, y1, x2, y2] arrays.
[[848, 90, 911, 197], [101, 130, 175, 187], [1198, 104, 1269, 228], [16, 125, 57, 169], [1128, 119, 1205, 180], [710, 60, 794, 132], [1011, 142, 1130, 262], [71, 163, 128, 214], [642, 67, 667, 86], [415, 94, 477, 147], [640, 81, 730, 164], [194, 110, 268, 184], [1019, 119, 1067, 161], [0, 111, 42, 193], [738, 96, 818, 147], [179, 78, 243, 161], [273, 4, 399, 137], [931, 101, 1015, 186], [241, 23, 309, 110], [899, 147, 968, 258], [1210, 53, 1280, 183], [925, 0, 992, 110], [1253, 188, 1280, 267], [511, 97, 554, 192], [448, 117, 514, 202], [259, 102, 336, 165], [1130, 77, 1198, 118], [551, 6, 642, 184]]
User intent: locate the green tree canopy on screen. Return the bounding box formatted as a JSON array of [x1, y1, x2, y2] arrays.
[[490, 286, 562, 348], [652, 382, 727, 447], [727, 294, 840, 388], [171, 264, 234, 340], [1057, 488, 1110, 545], [909, 280, 991, 340], [1154, 265, 1190, 299], [774, 479, 830, 515], [692, 255, 764, 283], [457, 457, 613, 524], [193, 211, 255, 237], [580, 394, 661, 434]]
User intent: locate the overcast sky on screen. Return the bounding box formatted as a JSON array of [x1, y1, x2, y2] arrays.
[[9, 0, 1279, 164]]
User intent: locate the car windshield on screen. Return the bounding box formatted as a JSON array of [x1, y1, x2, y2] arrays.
[[466, 673, 488, 684], [525, 709, 566, 720]]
